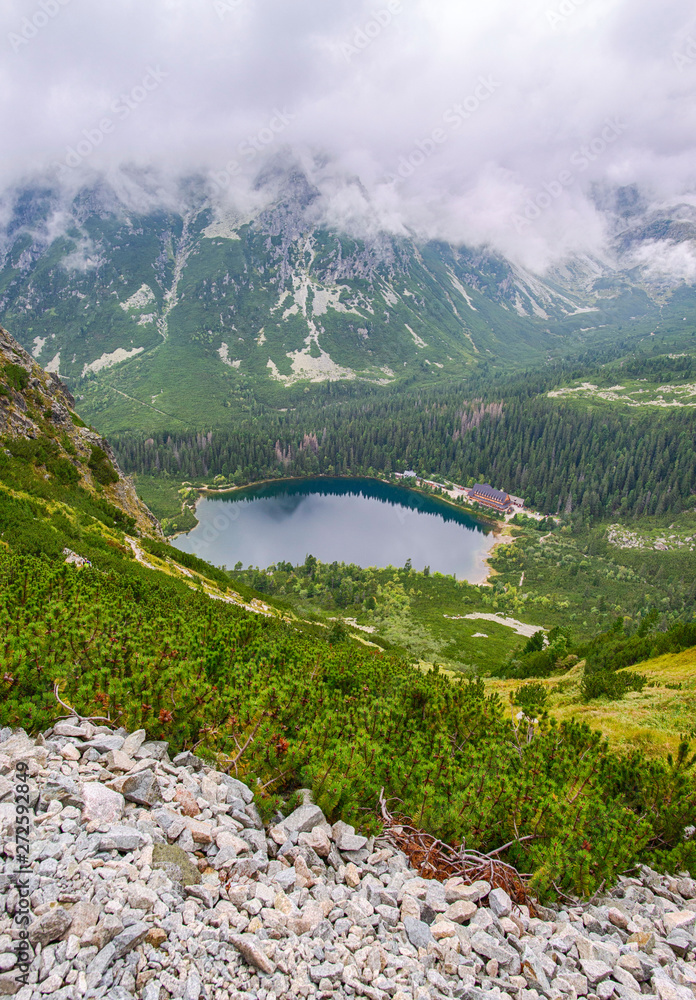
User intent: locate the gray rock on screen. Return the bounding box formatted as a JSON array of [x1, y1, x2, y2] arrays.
[[446, 900, 477, 923], [375, 904, 400, 927], [98, 825, 147, 852], [460, 879, 491, 902], [41, 776, 84, 808], [245, 801, 264, 829], [172, 751, 204, 771], [120, 769, 162, 806], [226, 857, 266, 879], [27, 906, 72, 946], [272, 867, 296, 892], [425, 881, 448, 912], [555, 972, 589, 997], [229, 807, 256, 830], [67, 901, 100, 937], [309, 962, 343, 983], [665, 931, 691, 957], [332, 820, 368, 851], [597, 981, 617, 1000], [218, 773, 254, 804], [470, 930, 519, 969], [81, 735, 125, 754], [403, 915, 434, 949], [152, 807, 186, 840], [521, 945, 552, 990], [652, 976, 695, 1000], [488, 887, 512, 918], [676, 877, 696, 899], [581, 960, 614, 985], [134, 740, 169, 760], [85, 942, 116, 990], [184, 967, 203, 1000], [613, 965, 643, 993], [326, 845, 343, 871], [120, 729, 147, 757], [280, 803, 326, 834], [238, 828, 267, 854], [111, 922, 149, 959], [663, 910, 695, 934], [228, 933, 275, 974], [344, 897, 374, 925], [52, 719, 92, 738], [617, 954, 650, 983], [81, 782, 124, 826], [184, 884, 219, 908], [151, 843, 201, 885], [0, 971, 22, 996]]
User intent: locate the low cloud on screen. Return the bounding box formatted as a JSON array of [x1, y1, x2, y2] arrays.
[[2, 0, 696, 270]]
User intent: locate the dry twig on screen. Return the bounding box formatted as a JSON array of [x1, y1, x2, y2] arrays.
[[378, 788, 538, 915], [52, 682, 117, 727]]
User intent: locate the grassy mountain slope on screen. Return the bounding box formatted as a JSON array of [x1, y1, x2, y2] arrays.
[[8, 179, 696, 434], [0, 321, 694, 896], [0, 324, 160, 539]]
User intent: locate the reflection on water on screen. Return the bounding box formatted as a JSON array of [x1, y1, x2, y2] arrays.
[[173, 477, 496, 583]]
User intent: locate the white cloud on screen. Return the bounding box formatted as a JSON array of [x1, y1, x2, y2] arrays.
[[1, 0, 696, 269]]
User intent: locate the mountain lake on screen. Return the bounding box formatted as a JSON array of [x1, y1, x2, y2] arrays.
[[172, 478, 498, 582]]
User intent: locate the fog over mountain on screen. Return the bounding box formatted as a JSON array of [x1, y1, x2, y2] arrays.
[[2, 0, 696, 271]]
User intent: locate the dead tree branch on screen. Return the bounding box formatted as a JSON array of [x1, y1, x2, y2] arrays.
[[378, 788, 538, 915]]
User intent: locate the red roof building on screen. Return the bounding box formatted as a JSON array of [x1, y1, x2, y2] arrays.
[[469, 483, 513, 513]]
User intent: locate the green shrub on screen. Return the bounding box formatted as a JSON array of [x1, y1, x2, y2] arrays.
[[47, 457, 80, 485], [581, 669, 647, 701], [88, 445, 119, 486], [3, 363, 29, 392], [514, 681, 548, 715]]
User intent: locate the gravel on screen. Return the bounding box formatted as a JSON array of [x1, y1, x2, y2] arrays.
[[0, 722, 694, 1000]]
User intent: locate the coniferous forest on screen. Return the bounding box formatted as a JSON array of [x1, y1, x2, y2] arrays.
[[2, 331, 696, 902], [113, 359, 696, 522]]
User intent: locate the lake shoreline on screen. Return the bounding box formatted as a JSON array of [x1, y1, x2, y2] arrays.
[[173, 472, 501, 533], [169, 474, 507, 583]]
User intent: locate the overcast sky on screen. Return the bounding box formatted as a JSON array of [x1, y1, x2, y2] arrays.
[[2, 0, 696, 269]]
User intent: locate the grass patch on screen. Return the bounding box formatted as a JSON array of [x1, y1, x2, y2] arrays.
[[484, 646, 696, 758]]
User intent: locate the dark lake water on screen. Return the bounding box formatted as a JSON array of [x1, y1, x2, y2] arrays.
[[173, 478, 495, 582]]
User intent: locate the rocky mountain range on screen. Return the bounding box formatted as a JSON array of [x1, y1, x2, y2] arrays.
[[1, 172, 695, 431]]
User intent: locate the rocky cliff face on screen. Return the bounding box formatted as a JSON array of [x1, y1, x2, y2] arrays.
[[1, 176, 672, 432], [0, 325, 160, 537], [1, 721, 694, 1000]]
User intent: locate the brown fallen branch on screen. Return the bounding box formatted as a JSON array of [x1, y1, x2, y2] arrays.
[[53, 682, 118, 728], [378, 788, 538, 915]]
